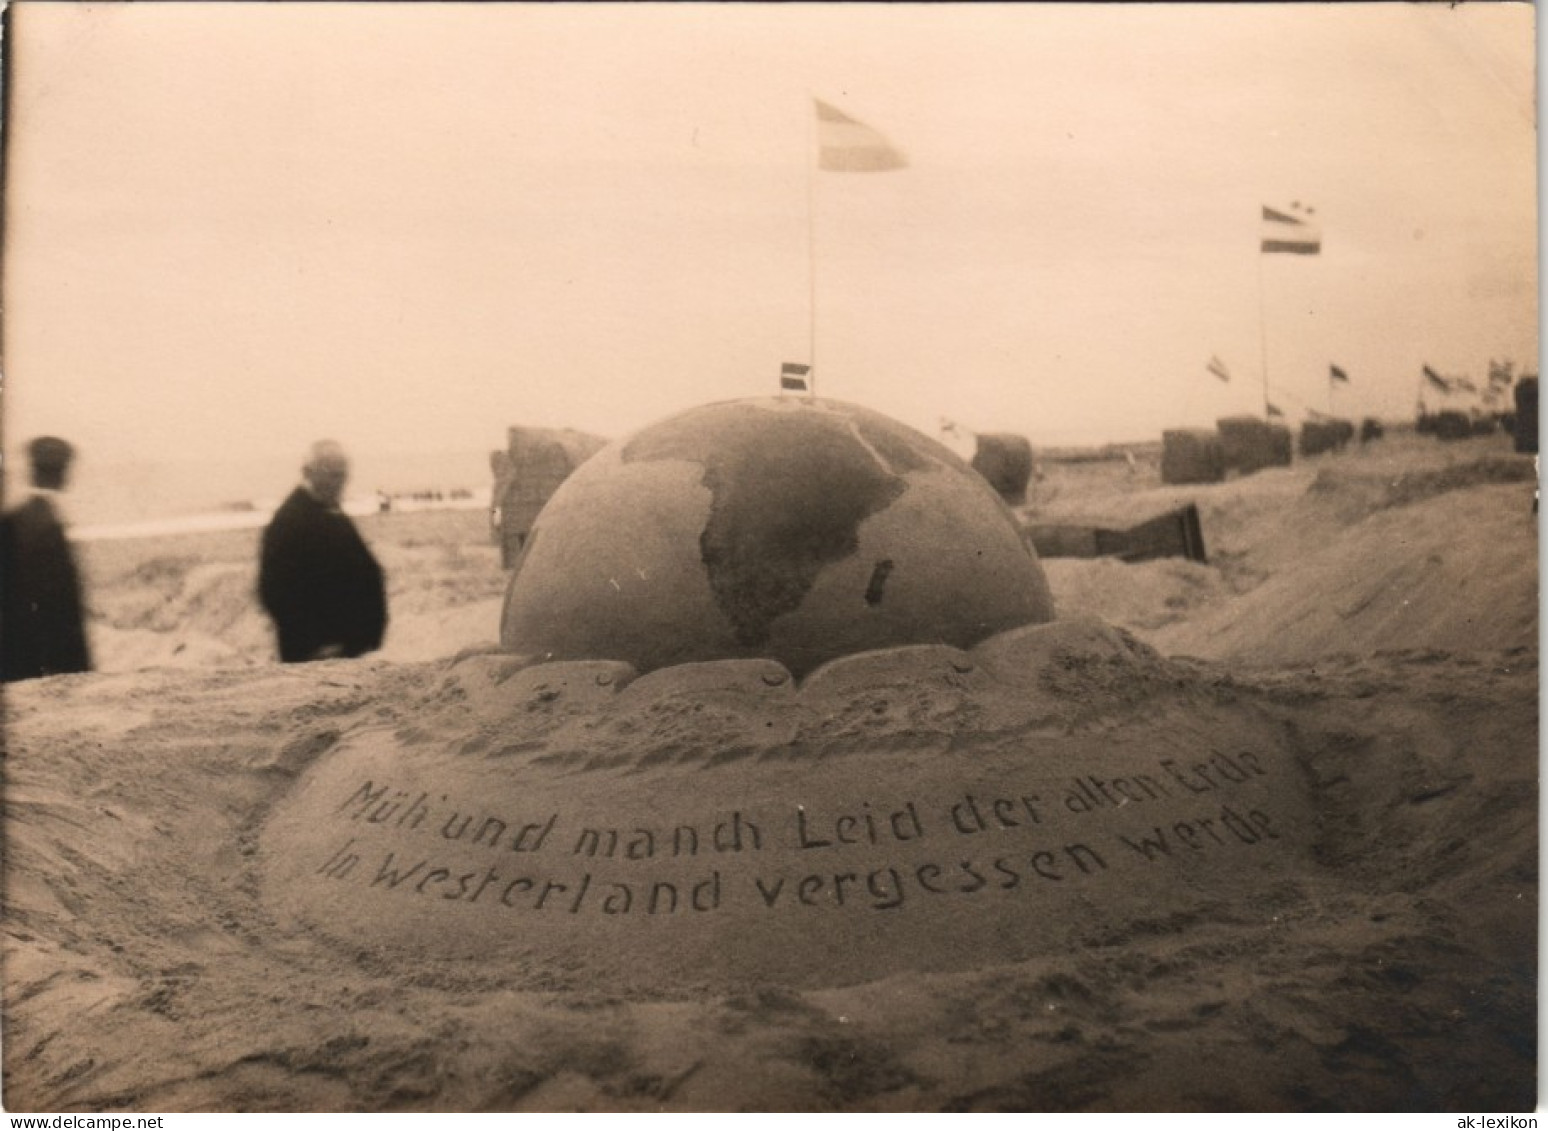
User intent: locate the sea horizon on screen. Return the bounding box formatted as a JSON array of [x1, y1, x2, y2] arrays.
[[7, 420, 1175, 532], [5, 446, 499, 531]]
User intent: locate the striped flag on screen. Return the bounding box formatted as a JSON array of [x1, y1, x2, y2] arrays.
[[1422, 365, 1451, 393], [1261, 204, 1321, 255], [1330, 364, 1350, 384], [1206, 355, 1231, 383], [816, 100, 907, 172], [780, 362, 811, 393]]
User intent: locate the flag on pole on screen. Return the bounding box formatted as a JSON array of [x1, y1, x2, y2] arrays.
[[1422, 365, 1451, 393], [1266, 402, 1285, 418], [1260, 204, 1321, 255], [780, 362, 811, 393], [1329, 364, 1350, 384], [1206, 355, 1231, 383], [815, 100, 907, 172]]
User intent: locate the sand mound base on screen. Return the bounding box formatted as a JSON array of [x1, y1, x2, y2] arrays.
[[261, 620, 1308, 994], [1152, 480, 1537, 664], [3, 619, 1535, 1111]]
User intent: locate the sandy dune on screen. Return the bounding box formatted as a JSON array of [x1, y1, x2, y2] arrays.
[[2, 430, 1536, 1112]]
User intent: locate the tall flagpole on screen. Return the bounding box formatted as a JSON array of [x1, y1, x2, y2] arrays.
[[1256, 248, 1271, 418]]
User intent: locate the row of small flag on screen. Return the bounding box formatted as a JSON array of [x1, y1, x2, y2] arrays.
[[1424, 362, 1510, 408], [1424, 363, 1517, 398], [1207, 356, 1516, 397], [1207, 356, 1349, 385]]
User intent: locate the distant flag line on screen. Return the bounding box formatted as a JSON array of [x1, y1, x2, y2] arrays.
[[1206, 208, 1510, 424], [1418, 365, 1494, 399], [797, 98, 908, 398]]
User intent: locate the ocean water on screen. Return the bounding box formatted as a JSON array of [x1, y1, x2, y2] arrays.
[[11, 425, 1160, 542], [5, 448, 497, 540]]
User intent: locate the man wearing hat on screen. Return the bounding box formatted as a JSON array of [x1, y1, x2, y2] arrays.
[[0, 436, 92, 681], [258, 440, 388, 663]]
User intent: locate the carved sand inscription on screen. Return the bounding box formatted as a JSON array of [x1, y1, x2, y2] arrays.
[[308, 750, 1285, 918]]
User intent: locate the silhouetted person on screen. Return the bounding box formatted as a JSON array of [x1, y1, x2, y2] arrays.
[[259, 440, 387, 663], [1, 436, 92, 681]]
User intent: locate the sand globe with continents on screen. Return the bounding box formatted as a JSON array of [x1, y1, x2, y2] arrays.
[[263, 395, 1310, 993], [498, 396, 1056, 676]]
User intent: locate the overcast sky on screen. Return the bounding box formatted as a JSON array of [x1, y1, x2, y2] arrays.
[[3, 2, 1537, 470]]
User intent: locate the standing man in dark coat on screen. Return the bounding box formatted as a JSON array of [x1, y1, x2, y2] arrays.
[[0, 436, 92, 681], [259, 440, 387, 663]]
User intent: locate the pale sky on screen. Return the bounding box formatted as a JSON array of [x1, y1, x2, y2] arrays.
[[2, 2, 1538, 473]]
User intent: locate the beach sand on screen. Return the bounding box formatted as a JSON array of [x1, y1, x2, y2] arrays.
[[2, 430, 1537, 1112]]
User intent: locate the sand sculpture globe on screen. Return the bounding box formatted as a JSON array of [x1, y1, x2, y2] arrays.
[[499, 396, 1056, 677]]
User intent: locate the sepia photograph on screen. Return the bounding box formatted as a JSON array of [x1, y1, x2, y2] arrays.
[[0, 1, 1538, 1115]]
